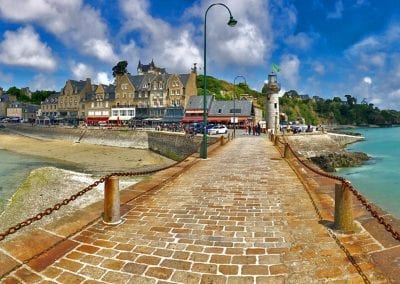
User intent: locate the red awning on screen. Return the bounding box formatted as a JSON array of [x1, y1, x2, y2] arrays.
[[181, 116, 204, 123], [86, 117, 109, 123]]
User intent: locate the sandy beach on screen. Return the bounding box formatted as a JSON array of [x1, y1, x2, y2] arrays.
[[0, 131, 175, 234], [0, 131, 174, 175]]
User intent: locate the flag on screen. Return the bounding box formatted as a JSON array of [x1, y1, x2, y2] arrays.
[[272, 63, 280, 72]]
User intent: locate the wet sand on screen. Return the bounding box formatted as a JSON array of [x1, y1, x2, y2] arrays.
[[0, 131, 175, 234], [0, 131, 174, 175]]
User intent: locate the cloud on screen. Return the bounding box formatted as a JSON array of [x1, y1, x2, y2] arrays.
[[70, 61, 113, 85], [96, 72, 113, 85], [285, 32, 314, 50], [70, 62, 93, 80], [279, 54, 300, 88], [312, 61, 325, 75], [0, 0, 117, 62], [30, 73, 57, 91], [118, 0, 272, 73], [119, 0, 200, 72], [327, 1, 344, 19], [0, 26, 56, 70], [344, 23, 400, 109], [363, 76, 372, 84]]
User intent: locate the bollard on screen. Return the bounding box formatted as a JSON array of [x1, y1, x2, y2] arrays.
[[103, 175, 122, 225], [270, 133, 274, 142], [334, 183, 355, 233], [220, 135, 224, 145], [283, 143, 290, 158], [274, 135, 278, 146]]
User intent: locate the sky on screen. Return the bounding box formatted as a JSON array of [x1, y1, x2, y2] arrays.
[[1, 0, 400, 110]]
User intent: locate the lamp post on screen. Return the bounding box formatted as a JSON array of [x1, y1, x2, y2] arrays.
[[201, 3, 237, 159], [233, 75, 246, 139]]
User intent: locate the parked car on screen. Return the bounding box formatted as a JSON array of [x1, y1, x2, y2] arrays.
[[208, 124, 228, 135]]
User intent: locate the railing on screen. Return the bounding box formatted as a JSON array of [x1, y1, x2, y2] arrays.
[[0, 133, 231, 242], [271, 133, 400, 242]]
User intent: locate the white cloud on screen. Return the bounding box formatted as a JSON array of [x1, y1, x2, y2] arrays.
[[119, 0, 272, 73], [345, 23, 400, 109], [327, 1, 344, 19], [30, 73, 57, 91], [0, 0, 117, 62], [0, 26, 56, 70], [285, 32, 313, 50], [363, 76, 372, 84], [96, 72, 113, 85], [119, 0, 199, 72], [70, 62, 113, 85], [279, 54, 300, 88], [312, 61, 325, 75], [70, 62, 93, 80]]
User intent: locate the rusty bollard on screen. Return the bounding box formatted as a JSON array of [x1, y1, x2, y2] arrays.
[[274, 135, 278, 146], [103, 175, 121, 225], [334, 183, 355, 233], [283, 143, 290, 158], [220, 135, 224, 145]]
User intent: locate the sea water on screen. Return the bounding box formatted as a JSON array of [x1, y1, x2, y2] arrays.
[[0, 150, 77, 214], [337, 127, 400, 218]]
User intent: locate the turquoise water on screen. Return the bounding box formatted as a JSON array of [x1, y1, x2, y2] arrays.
[[337, 127, 400, 218]]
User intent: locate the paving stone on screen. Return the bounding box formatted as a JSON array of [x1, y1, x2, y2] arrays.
[[0, 136, 394, 283]]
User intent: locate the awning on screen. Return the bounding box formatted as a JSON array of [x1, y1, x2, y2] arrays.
[[181, 116, 204, 123], [185, 110, 204, 114], [207, 117, 251, 123], [143, 117, 162, 121], [86, 117, 108, 123]]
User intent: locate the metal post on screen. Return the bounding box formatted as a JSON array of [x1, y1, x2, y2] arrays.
[[103, 175, 121, 225], [334, 183, 355, 232], [233, 75, 246, 139], [201, 3, 237, 159]]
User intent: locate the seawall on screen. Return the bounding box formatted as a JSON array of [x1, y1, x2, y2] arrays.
[[5, 125, 219, 161]]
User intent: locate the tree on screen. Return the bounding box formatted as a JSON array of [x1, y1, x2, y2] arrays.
[[112, 61, 128, 77]]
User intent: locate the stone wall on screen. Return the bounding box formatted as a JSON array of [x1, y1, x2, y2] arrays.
[[6, 125, 218, 161]]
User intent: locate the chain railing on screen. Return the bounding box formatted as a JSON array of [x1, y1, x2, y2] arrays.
[[276, 135, 400, 242], [0, 161, 181, 242], [0, 134, 230, 242]]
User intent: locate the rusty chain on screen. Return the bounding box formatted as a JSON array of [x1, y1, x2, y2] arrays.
[[281, 141, 400, 242], [0, 163, 178, 242]]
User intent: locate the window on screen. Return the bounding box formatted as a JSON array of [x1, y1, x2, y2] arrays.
[[112, 110, 118, 116], [120, 110, 127, 116], [274, 103, 277, 109], [218, 109, 222, 114], [121, 83, 128, 90]]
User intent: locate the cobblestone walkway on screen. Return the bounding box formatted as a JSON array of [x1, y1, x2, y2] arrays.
[[0, 136, 386, 283]]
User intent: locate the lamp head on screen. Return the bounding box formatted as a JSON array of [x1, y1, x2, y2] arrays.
[[227, 16, 237, 27]]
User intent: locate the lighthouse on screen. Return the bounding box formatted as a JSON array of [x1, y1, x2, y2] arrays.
[[262, 72, 281, 134]]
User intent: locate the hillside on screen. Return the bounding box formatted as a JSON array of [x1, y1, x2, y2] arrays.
[[196, 75, 400, 126]]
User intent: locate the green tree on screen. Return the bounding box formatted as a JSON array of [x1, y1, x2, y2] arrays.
[[112, 61, 128, 77]]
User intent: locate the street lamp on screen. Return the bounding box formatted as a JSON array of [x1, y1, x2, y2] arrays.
[[233, 75, 246, 139], [201, 3, 237, 159]]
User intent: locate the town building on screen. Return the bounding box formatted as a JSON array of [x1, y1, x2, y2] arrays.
[[7, 101, 40, 123], [182, 95, 255, 128]]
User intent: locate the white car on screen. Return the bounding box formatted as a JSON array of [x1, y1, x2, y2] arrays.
[[208, 125, 228, 135]]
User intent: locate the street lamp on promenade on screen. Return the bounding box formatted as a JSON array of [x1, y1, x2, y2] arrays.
[[233, 75, 246, 138], [201, 3, 237, 159]]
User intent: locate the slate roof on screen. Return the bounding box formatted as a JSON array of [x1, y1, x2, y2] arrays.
[[186, 95, 214, 110], [209, 100, 253, 117]]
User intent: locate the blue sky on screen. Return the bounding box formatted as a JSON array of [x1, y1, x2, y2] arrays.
[[1, 0, 400, 110]]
